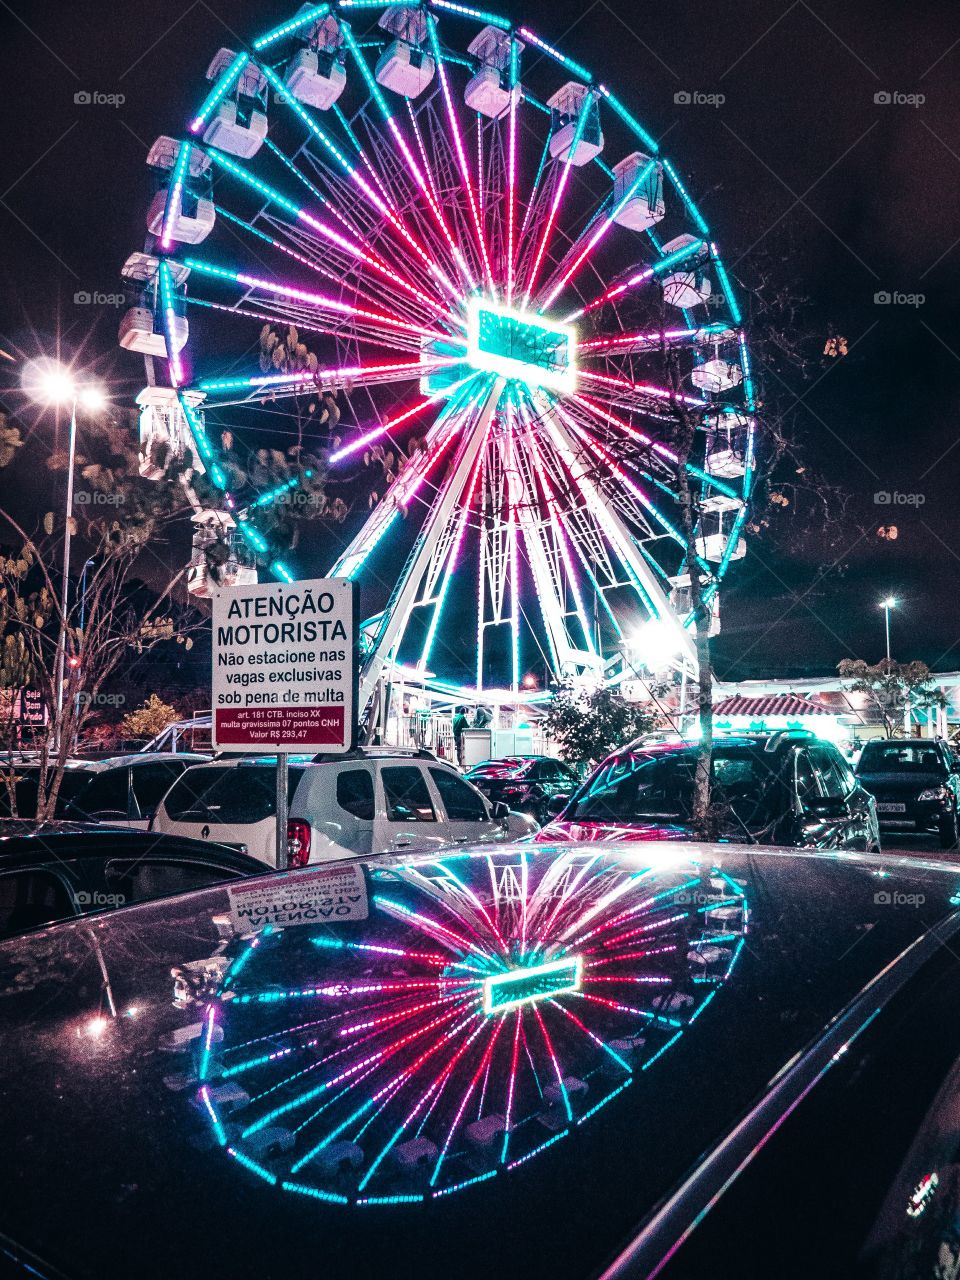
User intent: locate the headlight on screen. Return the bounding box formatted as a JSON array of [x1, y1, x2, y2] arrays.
[[918, 786, 949, 802]]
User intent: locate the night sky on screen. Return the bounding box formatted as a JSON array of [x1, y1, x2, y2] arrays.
[[1, 0, 959, 682]]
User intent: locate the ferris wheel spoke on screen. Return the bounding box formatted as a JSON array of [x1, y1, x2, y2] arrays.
[[195, 358, 446, 407], [425, 14, 495, 292], [577, 369, 706, 416], [338, 21, 478, 295], [577, 324, 726, 358]]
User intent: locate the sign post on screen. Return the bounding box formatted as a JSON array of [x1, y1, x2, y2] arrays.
[[211, 578, 358, 867]]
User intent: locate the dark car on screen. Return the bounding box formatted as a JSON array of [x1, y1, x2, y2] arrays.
[[535, 731, 879, 850], [0, 761, 100, 820], [466, 755, 579, 823], [855, 738, 960, 847], [3, 842, 960, 1278], [0, 824, 266, 941], [64, 753, 211, 827]]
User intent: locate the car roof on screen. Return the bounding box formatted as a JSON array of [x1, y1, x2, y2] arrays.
[[90, 752, 212, 768], [0, 825, 264, 871], [1, 841, 958, 1280]]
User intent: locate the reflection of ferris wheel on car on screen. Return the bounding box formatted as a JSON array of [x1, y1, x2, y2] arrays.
[[196, 850, 748, 1204], [119, 0, 754, 708]]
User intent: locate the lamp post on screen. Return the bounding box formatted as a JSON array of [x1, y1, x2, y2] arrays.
[[21, 361, 107, 752], [879, 597, 896, 665]]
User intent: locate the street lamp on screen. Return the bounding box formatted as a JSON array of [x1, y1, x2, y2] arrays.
[[21, 359, 108, 750], [879, 596, 897, 665]]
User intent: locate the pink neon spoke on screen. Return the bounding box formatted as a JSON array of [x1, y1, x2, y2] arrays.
[[501, 1009, 523, 1160], [428, 16, 494, 291], [579, 369, 706, 409], [430, 1018, 504, 1185], [506, 40, 519, 305], [577, 328, 700, 353], [523, 94, 593, 306], [329, 374, 478, 465]]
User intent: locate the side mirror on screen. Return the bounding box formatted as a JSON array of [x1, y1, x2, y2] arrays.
[[492, 801, 510, 821], [547, 793, 571, 817]]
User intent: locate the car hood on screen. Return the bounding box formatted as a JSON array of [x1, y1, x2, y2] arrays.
[[2, 843, 960, 1280]]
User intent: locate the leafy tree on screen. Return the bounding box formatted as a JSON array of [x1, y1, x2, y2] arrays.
[[119, 693, 179, 743], [543, 687, 657, 770], [838, 658, 946, 738]]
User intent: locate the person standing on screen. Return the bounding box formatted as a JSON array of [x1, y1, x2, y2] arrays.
[[452, 706, 469, 767]]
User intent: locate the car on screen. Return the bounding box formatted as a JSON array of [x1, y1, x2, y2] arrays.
[[0, 758, 102, 819], [152, 748, 538, 865], [466, 755, 579, 823], [63, 752, 212, 828], [534, 730, 880, 851], [855, 737, 960, 847], [0, 823, 266, 941], [2, 839, 960, 1279]]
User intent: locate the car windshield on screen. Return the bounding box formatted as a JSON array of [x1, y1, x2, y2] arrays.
[[565, 747, 777, 828], [858, 743, 946, 774], [0, 847, 957, 1280]]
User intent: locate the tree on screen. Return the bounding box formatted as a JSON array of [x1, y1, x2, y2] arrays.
[[838, 658, 946, 738], [543, 687, 657, 770], [119, 693, 180, 743]]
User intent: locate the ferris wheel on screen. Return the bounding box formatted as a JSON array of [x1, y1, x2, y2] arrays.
[[119, 0, 755, 711]]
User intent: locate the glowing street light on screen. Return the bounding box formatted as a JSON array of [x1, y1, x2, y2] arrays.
[[21, 359, 108, 749], [879, 596, 897, 664], [628, 618, 684, 672]]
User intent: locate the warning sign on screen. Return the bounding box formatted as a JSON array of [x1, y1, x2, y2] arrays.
[[227, 863, 369, 934], [211, 577, 357, 753]]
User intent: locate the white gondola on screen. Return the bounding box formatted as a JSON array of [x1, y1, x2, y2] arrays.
[[691, 356, 743, 394], [464, 26, 521, 118], [611, 152, 665, 232], [376, 6, 434, 97], [119, 307, 188, 357], [660, 234, 711, 309], [146, 136, 211, 178], [203, 100, 268, 158], [547, 82, 603, 166], [284, 48, 346, 109], [706, 447, 746, 479], [136, 386, 207, 480], [187, 510, 258, 599], [146, 188, 215, 245]]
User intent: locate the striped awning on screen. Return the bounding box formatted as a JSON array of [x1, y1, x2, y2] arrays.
[[713, 693, 833, 718]]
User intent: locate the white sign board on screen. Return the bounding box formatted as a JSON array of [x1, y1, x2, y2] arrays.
[[227, 863, 369, 934], [212, 577, 356, 753]]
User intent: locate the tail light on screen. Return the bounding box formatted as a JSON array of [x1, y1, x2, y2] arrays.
[[287, 819, 311, 867]]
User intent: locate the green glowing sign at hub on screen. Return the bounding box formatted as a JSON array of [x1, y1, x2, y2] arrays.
[[483, 955, 583, 1015], [466, 299, 577, 393]]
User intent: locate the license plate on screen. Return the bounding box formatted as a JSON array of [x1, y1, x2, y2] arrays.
[[877, 803, 906, 814]]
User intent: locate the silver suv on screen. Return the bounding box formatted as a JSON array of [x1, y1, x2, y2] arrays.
[[152, 748, 537, 866]]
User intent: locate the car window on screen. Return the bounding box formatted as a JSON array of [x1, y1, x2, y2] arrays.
[[810, 746, 847, 800], [794, 749, 820, 806], [382, 766, 437, 822], [858, 742, 947, 773], [0, 869, 75, 939], [336, 770, 375, 821], [162, 766, 305, 824], [71, 767, 130, 817], [430, 768, 488, 821], [130, 762, 186, 816], [104, 858, 245, 905]]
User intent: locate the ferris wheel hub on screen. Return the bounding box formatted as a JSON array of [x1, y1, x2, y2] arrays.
[[465, 298, 577, 394]]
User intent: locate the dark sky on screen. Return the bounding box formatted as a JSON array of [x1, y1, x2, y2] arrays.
[[2, 0, 959, 682]]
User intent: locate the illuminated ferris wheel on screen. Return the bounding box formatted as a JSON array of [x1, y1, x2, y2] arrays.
[[119, 0, 755, 709]]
